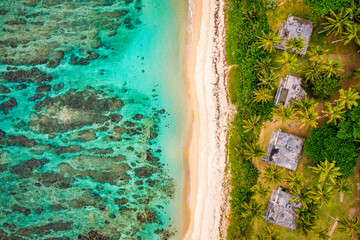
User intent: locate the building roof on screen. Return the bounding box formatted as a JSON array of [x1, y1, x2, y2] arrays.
[[274, 74, 307, 107], [262, 129, 304, 171], [277, 15, 314, 55], [265, 187, 302, 230]]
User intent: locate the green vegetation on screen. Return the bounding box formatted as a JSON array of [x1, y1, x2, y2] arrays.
[[304, 123, 358, 176], [225, 0, 273, 238], [225, 0, 360, 239], [305, 0, 355, 17]]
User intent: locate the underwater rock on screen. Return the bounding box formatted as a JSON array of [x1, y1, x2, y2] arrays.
[[2, 68, 52, 84], [0, 163, 7, 172], [0, 98, 17, 112], [0, 85, 10, 93], [36, 84, 51, 93], [5, 19, 27, 25], [38, 172, 74, 189], [54, 145, 82, 155], [69, 55, 89, 66], [17, 84, 28, 90], [53, 82, 64, 91], [134, 166, 157, 179], [132, 114, 143, 120], [75, 130, 96, 142], [0, 9, 7, 15], [87, 148, 114, 155], [0, 132, 38, 148], [11, 158, 48, 178], [24, 0, 40, 7], [46, 51, 64, 68], [30, 89, 124, 134], [78, 231, 113, 240], [29, 94, 44, 101], [137, 209, 158, 224], [114, 198, 128, 206], [11, 204, 31, 216], [15, 221, 72, 237]]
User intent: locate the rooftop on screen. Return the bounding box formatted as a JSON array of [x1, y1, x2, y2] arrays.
[[276, 15, 314, 55], [262, 129, 304, 171], [274, 74, 307, 107], [265, 187, 302, 230]]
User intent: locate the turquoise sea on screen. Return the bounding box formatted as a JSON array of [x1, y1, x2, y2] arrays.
[[0, 0, 188, 239]]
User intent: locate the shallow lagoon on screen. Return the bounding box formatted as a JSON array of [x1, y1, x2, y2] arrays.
[[0, 0, 188, 239]]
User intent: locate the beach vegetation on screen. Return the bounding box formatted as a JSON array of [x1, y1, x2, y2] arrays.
[[262, 164, 285, 185], [337, 216, 360, 237], [304, 123, 358, 176], [256, 226, 281, 240], [240, 200, 264, 221], [265, 0, 277, 10], [284, 35, 307, 54], [320, 102, 345, 125], [258, 30, 281, 53], [225, 0, 360, 238], [311, 159, 342, 184]]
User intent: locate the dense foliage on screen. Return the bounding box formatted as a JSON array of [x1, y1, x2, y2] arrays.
[[305, 0, 356, 16], [337, 103, 360, 140], [225, 0, 273, 238], [302, 73, 341, 100], [304, 123, 358, 176]]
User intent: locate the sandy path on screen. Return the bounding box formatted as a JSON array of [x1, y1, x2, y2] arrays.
[[184, 0, 234, 239]]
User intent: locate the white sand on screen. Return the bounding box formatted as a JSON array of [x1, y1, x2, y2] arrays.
[[184, 0, 234, 239]]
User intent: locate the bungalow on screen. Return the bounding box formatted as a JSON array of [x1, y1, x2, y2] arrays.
[[276, 14, 314, 55], [265, 187, 302, 230], [274, 74, 307, 107], [262, 129, 304, 171]]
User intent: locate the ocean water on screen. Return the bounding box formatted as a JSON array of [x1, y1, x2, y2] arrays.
[[0, 0, 188, 239]]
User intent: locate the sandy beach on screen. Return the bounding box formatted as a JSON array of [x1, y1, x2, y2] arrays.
[[184, 0, 233, 238]]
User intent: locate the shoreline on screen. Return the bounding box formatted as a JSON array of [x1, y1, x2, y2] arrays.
[[184, 0, 233, 238]]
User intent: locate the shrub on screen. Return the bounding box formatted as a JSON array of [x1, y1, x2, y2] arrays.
[[266, 0, 277, 10], [304, 123, 358, 176], [302, 74, 341, 101], [337, 103, 360, 140], [305, 0, 354, 16]]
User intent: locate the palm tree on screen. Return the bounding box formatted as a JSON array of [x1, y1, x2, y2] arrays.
[[308, 184, 334, 206], [284, 35, 306, 54], [312, 159, 342, 184], [258, 69, 279, 90], [293, 96, 318, 113], [243, 141, 266, 161], [257, 226, 281, 240], [338, 216, 360, 237], [307, 45, 329, 65], [256, 56, 276, 72], [286, 171, 304, 191], [277, 51, 299, 72], [321, 102, 345, 125], [241, 200, 263, 220], [296, 107, 319, 129], [262, 164, 285, 185], [303, 63, 323, 82], [296, 205, 319, 234], [253, 87, 273, 103], [243, 115, 263, 135], [290, 185, 312, 208], [335, 87, 360, 109], [342, 23, 360, 46], [322, 10, 351, 36], [272, 104, 295, 127], [312, 225, 329, 240], [250, 182, 270, 200], [258, 30, 282, 53], [320, 58, 344, 78], [334, 178, 352, 202]]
